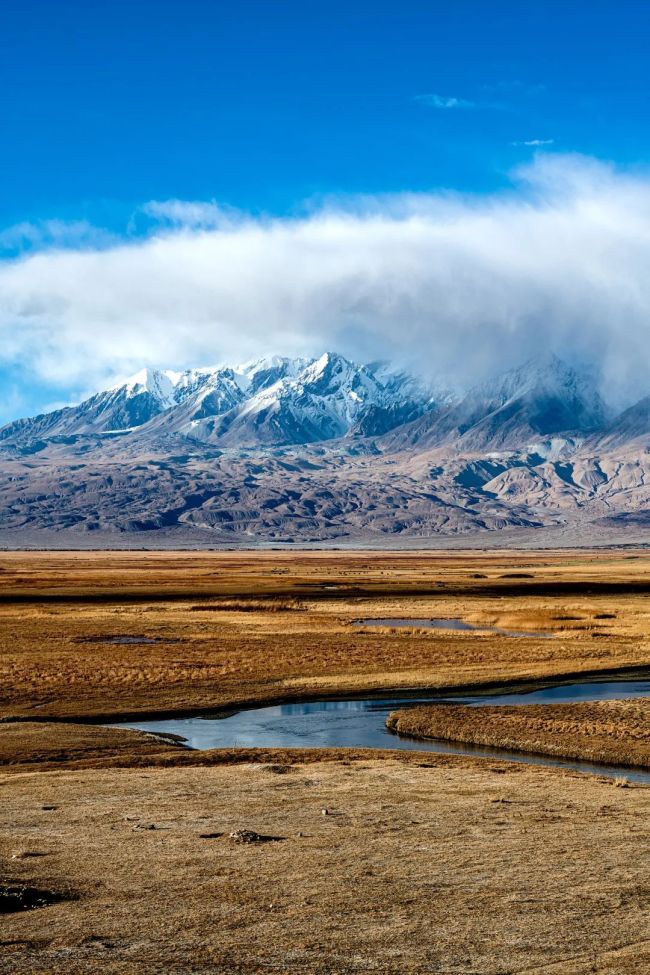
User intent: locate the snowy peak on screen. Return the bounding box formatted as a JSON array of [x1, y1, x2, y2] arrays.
[[503, 354, 609, 432], [466, 354, 600, 410], [192, 352, 421, 446], [110, 367, 181, 411], [0, 351, 621, 453], [299, 351, 364, 387], [384, 355, 611, 452], [237, 355, 310, 395], [0, 367, 180, 442], [294, 353, 385, 416]]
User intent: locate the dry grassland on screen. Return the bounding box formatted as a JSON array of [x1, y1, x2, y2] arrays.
[[2, 759, 650, 974], [1, 550, 649, 974], [387, 697, 650, 769], [2, 550, 650, 733]]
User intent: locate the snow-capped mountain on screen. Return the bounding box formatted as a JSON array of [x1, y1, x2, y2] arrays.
[[191, 352, 428, 446], [0, 367, 180, 442], [384, 354, 610, 452], [0, 353, 439, 447], [4, 351, 650, 545]]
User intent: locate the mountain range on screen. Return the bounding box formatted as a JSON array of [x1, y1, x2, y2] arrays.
[[0, 353, 442, 447], [2, 351, 650, 548]]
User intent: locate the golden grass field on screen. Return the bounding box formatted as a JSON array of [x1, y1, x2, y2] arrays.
[[1, 550, 649, 973], [387, 697, 650, 768]]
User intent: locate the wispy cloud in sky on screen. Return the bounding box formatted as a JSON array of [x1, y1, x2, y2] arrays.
[[0, 219, 113, 255], [415, 93, 475, 109], [511, 138, 555, 147], [138, 199, 239, 230], [2, 154, 650, 408], [414, 89, 520, 113]]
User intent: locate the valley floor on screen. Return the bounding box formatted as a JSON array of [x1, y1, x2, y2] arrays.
[[2, 519, 650, 550], [1, 551, 650, 973], [2, 758, 649, 975]]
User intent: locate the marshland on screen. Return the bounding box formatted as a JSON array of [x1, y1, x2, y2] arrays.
[[1, 550, 649, 973]]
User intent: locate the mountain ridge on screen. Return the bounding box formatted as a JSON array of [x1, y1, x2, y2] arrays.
[[0, 352, 445, 448], [2, 351, 650, 546]]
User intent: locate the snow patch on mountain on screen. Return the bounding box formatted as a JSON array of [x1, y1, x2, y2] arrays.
[[382, 354, 611, 452], [0, 352, 445, 448]]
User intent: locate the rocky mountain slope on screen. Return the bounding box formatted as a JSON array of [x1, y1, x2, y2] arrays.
[[0, 353, 440, 448], [382, 354, 610, 451], [1, 352, 650, 547]]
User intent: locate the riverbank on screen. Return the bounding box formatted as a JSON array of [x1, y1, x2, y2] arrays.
[[387, 697, 650, 770]]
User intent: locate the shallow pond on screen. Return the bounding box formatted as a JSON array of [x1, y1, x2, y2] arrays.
[[106, 675, 650, 784], [356, 618, 552, 637]]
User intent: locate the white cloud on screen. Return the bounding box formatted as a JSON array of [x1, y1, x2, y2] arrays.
[[415, 93, 475, 109], [138, 199, 241, 230], [3, 154, 650, 408], [511, 139, 555, 147], [0, 219, 113, 254]]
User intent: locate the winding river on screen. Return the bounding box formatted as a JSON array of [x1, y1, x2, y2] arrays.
[[107, 672, 650, 784]]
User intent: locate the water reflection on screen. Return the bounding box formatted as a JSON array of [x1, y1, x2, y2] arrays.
[[106, 676, 650, 784], [357, 618, 551, 638]]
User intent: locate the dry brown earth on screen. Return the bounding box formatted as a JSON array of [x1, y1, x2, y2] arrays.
[[2, 758, 650, 975]]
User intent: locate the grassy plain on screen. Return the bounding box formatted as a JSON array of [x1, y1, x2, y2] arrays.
[[2, 549, 650, 728], [387, 697, 650, 768], [2, 758, 650, 975], [1, 550, 650, 973]]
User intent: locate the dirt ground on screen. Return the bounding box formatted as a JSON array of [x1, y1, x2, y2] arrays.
[[1, 551, 649, 973], [2, 758, 650, 975]]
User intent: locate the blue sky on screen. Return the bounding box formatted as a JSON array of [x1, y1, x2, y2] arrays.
[[4, 0, 650, 226], [3, 1, 650, 421]]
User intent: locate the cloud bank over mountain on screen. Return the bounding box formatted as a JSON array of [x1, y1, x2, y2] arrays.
[[2, 153, 650, 408]]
